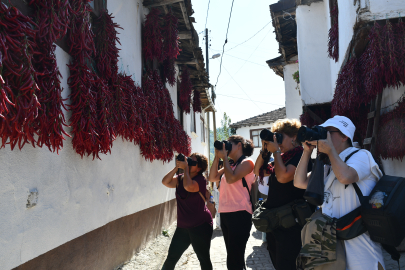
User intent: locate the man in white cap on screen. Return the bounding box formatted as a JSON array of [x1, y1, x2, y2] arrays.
[[294, 115, 385, 270]]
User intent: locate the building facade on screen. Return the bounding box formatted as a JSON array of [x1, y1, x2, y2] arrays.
[[0, 1, 214, 269]]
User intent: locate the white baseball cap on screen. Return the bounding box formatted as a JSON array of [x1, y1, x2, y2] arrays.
[[319, 115, 355, 142]]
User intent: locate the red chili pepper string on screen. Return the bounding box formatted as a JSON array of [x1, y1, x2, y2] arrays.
[[163, 58, 176, 87], [67, 0, 101, 159], [0, 3, 41, 150], [30, 0, 71, 153], [327, 1, 339, 62], [192, 89, 202, 113], [143, 8, 164, 62], [178, 66, 192, 113]]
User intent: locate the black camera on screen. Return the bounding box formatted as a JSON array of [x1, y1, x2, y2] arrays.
[[177, 153, 197, 166], [296, 126, 327, 143], [260, 129, 283, 144], [214, 140, 232, 151]]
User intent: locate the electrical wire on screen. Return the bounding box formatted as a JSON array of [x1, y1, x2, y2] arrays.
[[215, 0, 235, 87], [218, 59, 265, 112], [224, 21, 272, 52], [220, 28, 272, 88], [204, 0, 211, 30], [216, 52, 267, 67], [216, 93, 283, 106]]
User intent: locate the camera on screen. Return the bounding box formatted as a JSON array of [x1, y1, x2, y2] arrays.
[[214, 140, 232, 152], [177, 153, 197, 166], [296, 126, 327, 143], [260, 129, 283, 144]]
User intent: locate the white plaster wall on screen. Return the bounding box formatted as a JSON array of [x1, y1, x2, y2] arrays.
[[296, 1, 333, 105], [283, 63, 302, 119], [235, 124, 272, 163], [360, 0, 405, 21], [0, 1, 209, 269]]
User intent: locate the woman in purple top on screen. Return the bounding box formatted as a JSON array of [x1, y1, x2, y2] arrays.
[[161, 153, 213, 270]]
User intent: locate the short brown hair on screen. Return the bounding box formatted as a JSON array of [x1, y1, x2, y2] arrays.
[[271, 119, 301, 138], [190, 153, 208, 174], [227, 135, 254, 157]]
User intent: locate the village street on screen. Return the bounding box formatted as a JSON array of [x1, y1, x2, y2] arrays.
[[117, 219, 405, 270]]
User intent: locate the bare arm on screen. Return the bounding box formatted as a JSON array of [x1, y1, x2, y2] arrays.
[[254, 142, 270, 176], [162, 166, 179, 188], [223, 158, 254, 184], [328, 147, 359, 185], [272, 152, 298, 183], [208, 154, 224, 183], [294, 147, 312, 189], [309, 132, 359, 185], [182, 166, 200, 192]]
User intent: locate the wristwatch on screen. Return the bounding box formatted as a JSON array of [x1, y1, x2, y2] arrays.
[[273, 149, 281, 154]]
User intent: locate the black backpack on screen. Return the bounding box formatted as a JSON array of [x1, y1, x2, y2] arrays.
[[356, 175, 405, 246]]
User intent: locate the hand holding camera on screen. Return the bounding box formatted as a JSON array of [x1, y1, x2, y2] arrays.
[[214, 140, 230, 160], [297, 125, 333, 155], [176, 153, 197, 169]]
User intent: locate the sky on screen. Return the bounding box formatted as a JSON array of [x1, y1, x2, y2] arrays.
[[189, 0, 285, 129]]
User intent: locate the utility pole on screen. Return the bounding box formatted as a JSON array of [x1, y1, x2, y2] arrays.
[[206, 28, 209, 75]]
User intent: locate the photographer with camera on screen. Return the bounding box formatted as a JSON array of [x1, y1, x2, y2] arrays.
[[209, 135, 255, 270], [253, 119, 312, 270], [161, 153, 213, 270], [294, 116, 384, 270]]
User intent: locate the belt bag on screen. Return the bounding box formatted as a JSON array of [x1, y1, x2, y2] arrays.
[[252, 199, 312, 232], [335, 206, 367, 240]]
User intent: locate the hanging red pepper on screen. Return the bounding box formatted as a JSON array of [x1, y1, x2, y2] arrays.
[[178, 66, 193, 113], [192, 89, 202, 113], [0, 3, 41, 150], [30, 0, 71, 153], [327, 1, 339, 62], [143, 8, 164, 62]]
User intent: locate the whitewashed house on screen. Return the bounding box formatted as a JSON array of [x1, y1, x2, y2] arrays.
[[230, 107, 286, 162], [0, 1, 215, 269]]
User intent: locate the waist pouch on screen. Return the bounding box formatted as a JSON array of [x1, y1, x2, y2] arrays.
[[252, 199, 312, 232], [335, 206, 367, 240]]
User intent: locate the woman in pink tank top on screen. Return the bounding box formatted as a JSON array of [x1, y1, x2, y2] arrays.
[[208, 135, 255, 270]]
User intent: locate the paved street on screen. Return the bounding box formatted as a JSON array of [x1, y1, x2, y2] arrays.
[[176, 227, 274, 270]]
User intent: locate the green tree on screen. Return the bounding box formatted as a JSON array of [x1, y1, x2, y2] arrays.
[[209, 112, 236, 167]]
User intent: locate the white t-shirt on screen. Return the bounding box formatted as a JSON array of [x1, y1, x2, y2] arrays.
[[321, 147, 385, 270], [258, 175, 269, 195]]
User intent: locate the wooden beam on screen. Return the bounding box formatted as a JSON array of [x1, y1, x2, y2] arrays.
[[163, 5, 169, 14], [213, 111, 217, 141], [175, 59, 198, 65], [144, 0, 182, 8], [179, 31, 192, 39], [306, 107, 324, 125], [179, 1, 191, 30]]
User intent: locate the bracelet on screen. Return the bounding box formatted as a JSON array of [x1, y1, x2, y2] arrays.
[[273, 150, 281, 154]]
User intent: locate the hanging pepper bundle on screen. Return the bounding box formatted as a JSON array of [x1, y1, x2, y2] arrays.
[[376, 98, 405, 160], [67, 0, 102, 159], [94, 10, 122, 83], [94, 76, 115, 155], [179, 66, 193, 113], [192, 89, 202, 113], [299, 107, 329, 128], [382, 20, 401, 88], [120, 73, 144, 144], [161, 10, 180, 86], [0, 3, 41, 150], [143, 8, 164, 62], [30, 0, 71, 153], [140, 70, 159, 161], [327, 0, 339, 62], [163, 58, 176, 86]]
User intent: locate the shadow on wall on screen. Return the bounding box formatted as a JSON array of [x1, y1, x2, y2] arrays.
[[13, 199, 177, 270]]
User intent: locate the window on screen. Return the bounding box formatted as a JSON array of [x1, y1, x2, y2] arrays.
[[250, 128, 269, 148], [89, 0, 107, 16], [200, 116, 205, 142], [190, 108, 196, 133]]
